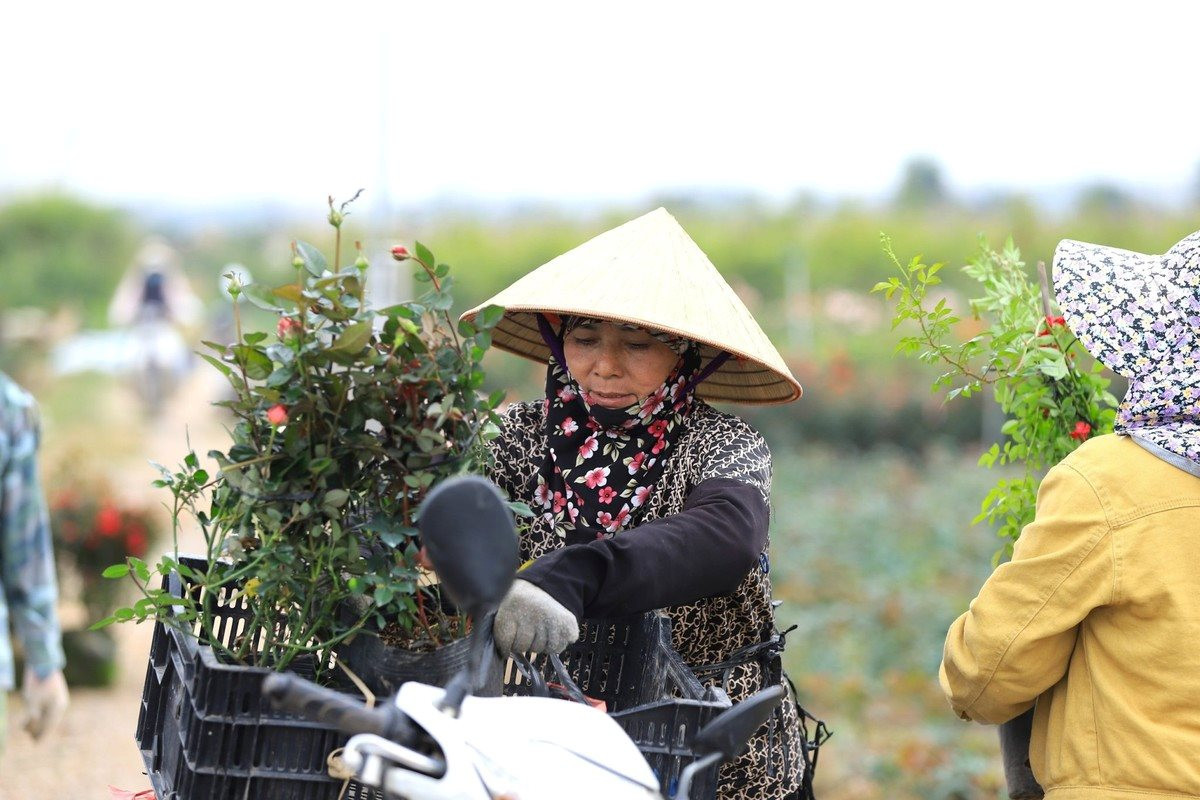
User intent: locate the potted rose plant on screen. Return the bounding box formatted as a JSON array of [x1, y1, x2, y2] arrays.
[[98, 193, 512, 681], [50, 486, 157, 686], [874, 236, 1120, 799]]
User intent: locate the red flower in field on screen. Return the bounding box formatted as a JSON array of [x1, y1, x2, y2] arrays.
[[1069, 421, 1092, 441], [276, 317, 302, 341], [267, 404, 289, 426], [95, 505, 122, 538], [391, 245, 410, 261]]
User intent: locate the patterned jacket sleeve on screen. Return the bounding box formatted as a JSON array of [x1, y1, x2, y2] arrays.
[[1, 383, 65, 685], [695, 413, 773, 505]]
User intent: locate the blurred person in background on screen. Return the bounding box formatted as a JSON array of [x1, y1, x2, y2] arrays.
[[462, 208, 809, 800], [108, 237, 202, 415], [941, 230, 1200, 797], [0, 372, 68, 756]]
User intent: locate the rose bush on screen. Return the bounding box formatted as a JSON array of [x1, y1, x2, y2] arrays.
[[98, 195, 516, 673], [874, 235, 1119, 560]]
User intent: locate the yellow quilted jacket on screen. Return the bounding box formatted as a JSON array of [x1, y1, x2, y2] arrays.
[[941, 434, 1200, 799]]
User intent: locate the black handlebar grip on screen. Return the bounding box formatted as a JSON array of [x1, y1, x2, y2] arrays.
[[262, 672, 414, 743]]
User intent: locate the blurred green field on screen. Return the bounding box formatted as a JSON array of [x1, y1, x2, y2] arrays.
[[769, 444, 1012, 799]]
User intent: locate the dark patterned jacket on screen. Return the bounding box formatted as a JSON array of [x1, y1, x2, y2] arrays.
[[488, 399, 802, 799]]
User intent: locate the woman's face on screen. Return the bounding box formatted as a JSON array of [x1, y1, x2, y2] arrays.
[[563, 320, 680, 409]]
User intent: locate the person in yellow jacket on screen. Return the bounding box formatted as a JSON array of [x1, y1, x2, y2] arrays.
[[940, 228, 1200, 798]]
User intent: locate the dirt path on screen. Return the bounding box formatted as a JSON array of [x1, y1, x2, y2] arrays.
[[0, 368, 228, 800]]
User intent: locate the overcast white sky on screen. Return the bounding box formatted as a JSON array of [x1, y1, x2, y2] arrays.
[[3, 1, 1197, 216]]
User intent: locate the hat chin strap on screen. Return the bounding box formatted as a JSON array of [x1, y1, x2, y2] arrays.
[[536, 313, 731, 396], [536, 313, 570, 367], [684, 350, 730, 395]]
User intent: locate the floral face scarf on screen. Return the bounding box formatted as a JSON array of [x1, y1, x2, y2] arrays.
[[531, 315, 708, 544], [1055, 231, 1200, 477]]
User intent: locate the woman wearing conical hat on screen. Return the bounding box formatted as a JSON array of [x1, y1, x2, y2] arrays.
[[463, 208, 808, 799]]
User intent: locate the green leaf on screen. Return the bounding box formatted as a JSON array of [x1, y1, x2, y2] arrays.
[[477, 304, 505, 329], [295, 241, 327, 276], [272, 283, 305, 304], [199, 353, 234, 378], [414, 241, 435, 269], [243, 284, 286, 312], [266, 366, 296, 388], [324, 489, 350, 508], [505, 500, 534, 518], [232, 345, 273, 380], [102, 564, 130, 579], [331, 322, 373, 354]]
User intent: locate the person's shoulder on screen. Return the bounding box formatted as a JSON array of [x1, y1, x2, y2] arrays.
[[1063, 432, 1200, 507], [686, 402, 766, 447], [1063, 433, 1161, 477]]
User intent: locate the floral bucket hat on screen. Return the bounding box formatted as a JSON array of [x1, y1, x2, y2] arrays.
[[1053, 229, 1200, 473], [461, 207, 802, 404]]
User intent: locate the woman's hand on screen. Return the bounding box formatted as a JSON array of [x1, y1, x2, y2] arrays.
[[494, 579, 579, 655]]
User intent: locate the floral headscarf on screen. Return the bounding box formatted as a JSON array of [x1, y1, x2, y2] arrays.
[[530, 315, 711, 544], [1054, 230, 1200, 476]]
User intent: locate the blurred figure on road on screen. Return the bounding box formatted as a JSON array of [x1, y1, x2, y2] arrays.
[[107, 238, 201, 416], [0, 372, 68, 756]]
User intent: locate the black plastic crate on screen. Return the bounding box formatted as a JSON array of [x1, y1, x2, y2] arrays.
[[135, 558, 383, 800], [503, 614, 732, 800]]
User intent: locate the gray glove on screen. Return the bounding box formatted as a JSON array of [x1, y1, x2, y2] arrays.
[[494, 579, 579, 655]]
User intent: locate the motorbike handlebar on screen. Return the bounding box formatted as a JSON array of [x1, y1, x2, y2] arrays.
[[263, 672, 416, 744]]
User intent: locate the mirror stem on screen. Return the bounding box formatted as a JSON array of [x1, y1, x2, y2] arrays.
[[436, 611, 497, 715]]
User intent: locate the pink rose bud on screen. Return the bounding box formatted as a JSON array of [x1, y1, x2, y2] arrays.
[[267, 404, 289, 426], [276, 317, 302, 341], [391, 245, 410, 261]]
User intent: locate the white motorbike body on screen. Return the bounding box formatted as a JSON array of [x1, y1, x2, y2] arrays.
[[344, 681, 663, 800]]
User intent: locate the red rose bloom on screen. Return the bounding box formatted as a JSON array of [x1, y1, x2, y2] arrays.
[[267, 404, 289, 426], [391, 245, 410, 261], [1069, 421, 1092, 441]]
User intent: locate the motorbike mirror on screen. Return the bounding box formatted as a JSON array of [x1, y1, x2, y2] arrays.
[[417, 475, 519, 619], [692, 684, 785, 761]]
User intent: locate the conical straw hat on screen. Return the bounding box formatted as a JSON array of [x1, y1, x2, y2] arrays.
[[461, 207, 802, 404]]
